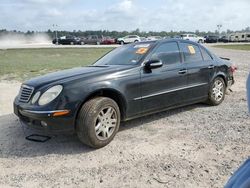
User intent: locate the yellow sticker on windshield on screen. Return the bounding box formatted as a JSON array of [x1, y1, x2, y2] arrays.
[[188, 45, 196, 54], [136, 47, 148, 54]]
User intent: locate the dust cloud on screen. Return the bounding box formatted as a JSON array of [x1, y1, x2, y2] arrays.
[[0, 33, 51, 48]]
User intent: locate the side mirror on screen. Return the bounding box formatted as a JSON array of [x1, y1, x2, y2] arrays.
[[144, 59, 163, 70]]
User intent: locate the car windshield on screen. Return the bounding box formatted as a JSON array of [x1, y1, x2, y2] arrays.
[[94, 43, 152, 65]]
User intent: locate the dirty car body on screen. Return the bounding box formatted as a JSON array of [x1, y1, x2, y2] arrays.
[[14, 39, 235, 148]]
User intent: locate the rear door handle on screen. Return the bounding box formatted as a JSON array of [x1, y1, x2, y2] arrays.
[[178, 69, 187, 74], [208, 65, 214, 69]]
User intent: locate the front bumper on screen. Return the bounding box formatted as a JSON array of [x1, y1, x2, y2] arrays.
[[14, 102, 75, 133]]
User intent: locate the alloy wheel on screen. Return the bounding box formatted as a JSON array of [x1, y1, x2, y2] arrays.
[[212, 80, 224, 102], [95, 106, 117, 140]]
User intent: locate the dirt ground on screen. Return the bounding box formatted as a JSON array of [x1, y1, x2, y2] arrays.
[[0, 46, 249, 188]]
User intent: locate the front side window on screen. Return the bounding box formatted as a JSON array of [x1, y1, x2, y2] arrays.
[[179, 42, 203, 63], [149, 42, 181, 65]]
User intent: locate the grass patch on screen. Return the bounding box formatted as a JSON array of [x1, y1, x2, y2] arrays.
[[213, 44, 250, 51], [0, 48, 113, 81]]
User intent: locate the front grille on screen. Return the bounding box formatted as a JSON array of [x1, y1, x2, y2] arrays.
[[18, 85, 34, 103]]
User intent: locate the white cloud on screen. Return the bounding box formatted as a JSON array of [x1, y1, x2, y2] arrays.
[[23, 0, 73, 4], [118, 0, 133, 11], [0, 0, 249, 32], [43, 8, 63, 17]]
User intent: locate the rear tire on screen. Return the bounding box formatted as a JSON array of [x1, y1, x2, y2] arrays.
[[207, 77, 226, 106], [120, 41, 124, 45], [76, 97, 120, 148]]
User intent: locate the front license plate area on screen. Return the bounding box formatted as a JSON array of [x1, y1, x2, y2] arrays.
[[25, 134, 51, 143]]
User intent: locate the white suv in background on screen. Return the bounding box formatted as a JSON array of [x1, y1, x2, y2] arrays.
[[181, 34, 204, 43], [117, 35, 141, 45]]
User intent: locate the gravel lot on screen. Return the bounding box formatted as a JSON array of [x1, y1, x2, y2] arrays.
[[0, 46, 249, 188]]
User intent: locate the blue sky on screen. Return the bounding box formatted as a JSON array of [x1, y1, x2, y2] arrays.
[[0, 0, 249, 32]]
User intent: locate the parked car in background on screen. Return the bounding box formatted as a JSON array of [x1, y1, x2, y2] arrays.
[[81, 35, 104, 45], [140, 37, 147, 42], [181, 34, 204, 43], [117, 35, 141, 45], [101, 36, 116, 45], [52, 35, 80, 45], [14, 39, 235, 148], [218, 35, 230, 43], [204, 35, 219, 43], [164, 36, 172, 39], [147, 36, 162, 41]]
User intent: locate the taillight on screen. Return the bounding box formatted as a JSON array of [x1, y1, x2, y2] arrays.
[[230, 65, 237, 73]]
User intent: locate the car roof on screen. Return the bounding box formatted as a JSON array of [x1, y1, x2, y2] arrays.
[[135, 38, 202, 46]]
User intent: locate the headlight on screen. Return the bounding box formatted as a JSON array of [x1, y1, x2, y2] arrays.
[[38, 85, 63, 106], [31, 91, 41, 104]]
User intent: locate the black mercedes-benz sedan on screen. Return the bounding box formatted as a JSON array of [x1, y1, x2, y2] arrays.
[[14, 39, 235, 148]]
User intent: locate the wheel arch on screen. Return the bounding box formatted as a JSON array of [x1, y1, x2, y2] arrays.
[[75, 88, 127, 124], [212, 73, 227, 87]]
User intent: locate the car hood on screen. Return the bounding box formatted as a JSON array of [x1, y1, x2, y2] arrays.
[[24, 65, 131, 88]]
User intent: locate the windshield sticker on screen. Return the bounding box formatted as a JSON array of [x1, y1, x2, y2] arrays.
[[134, 44, 150, 48], [136, 47, 149, 54], [188, 45, 196, 54]]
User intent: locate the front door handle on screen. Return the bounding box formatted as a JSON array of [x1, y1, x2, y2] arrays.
[[178, 69, 187, 74], [208, 65, 214, 69]]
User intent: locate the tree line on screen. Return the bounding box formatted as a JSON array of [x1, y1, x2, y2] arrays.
[[1, 27, 250, 39]]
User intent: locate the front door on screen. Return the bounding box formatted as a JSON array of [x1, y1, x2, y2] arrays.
[[140, 41, 188, 114]]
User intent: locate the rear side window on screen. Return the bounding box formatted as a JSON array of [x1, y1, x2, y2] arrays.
[[150, 42, 181, 65], [179, 42, 203, 63], [201, 47, 213, 61]]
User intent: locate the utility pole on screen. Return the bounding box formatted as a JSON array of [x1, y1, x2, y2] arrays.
[[217, 24, 222, 42], [217, 24, 222, 34], [52, 24, 59, 45]]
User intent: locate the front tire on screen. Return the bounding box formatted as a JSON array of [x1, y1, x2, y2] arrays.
[[207, 77, 226, 105], [76, 97, 120, 148]]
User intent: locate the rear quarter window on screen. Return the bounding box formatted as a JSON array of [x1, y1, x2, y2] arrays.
[[200, 47, 213, 61], [179, 42, 203, 63]]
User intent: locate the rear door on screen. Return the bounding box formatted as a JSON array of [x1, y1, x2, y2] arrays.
[[128, 36, 135, 43], [140, 42, 188, 113], [179, 42, 214, 101]]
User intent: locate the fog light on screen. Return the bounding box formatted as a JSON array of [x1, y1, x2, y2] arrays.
[[41, 121, 47, 127]]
